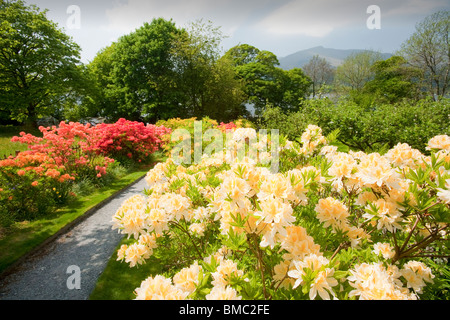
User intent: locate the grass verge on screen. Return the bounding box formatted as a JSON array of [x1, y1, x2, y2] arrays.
[[0, 125, 41, 159], [0, 167, 149, 275], [89, 238, 164, 300]]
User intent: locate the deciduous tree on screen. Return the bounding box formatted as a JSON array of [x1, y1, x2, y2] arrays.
[[334, 50, 382, 92], [303, 55, 335, 98], [0, 0, 82, 126], [171, 19, 246, 121], [399, 10, 449, 100], [106, 18, 182, 122], [224, 44, 310, 116], [363, 55, 422, 103]]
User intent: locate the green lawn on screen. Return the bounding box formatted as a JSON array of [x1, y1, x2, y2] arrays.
[[0, 125, 166, 276], [0, 125, 41, 159], [89, 238, 164, 300], [0, 168, 149, 274]]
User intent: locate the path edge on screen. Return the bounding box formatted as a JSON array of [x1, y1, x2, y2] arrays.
[[0, 174, 147, 282]]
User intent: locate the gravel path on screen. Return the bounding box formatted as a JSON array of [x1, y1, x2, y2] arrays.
[[0, 176, 148, 300]]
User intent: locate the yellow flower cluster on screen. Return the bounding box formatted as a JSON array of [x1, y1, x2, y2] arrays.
[[320, 136, 450, 236], [426, 135, 450, 152], [288, 254, 338, 300], [173, 261, 203, 294], [347, 260, 434, 300], [135, 247, 245, 300], [300, 125, 327, 155], [211, 258, 245, 288], [205, 285, 242, 300], [134, 275, 190, 300], [437, 179, 450, 204], [112, 125, 449, 300], [116, 233, 157, 267]]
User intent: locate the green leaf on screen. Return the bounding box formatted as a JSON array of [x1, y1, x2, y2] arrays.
[[430, 204, 450, 223], [325, 128, 340, 144]]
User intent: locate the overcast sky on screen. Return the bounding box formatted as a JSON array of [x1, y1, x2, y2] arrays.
[[25, 0, 449, 63]]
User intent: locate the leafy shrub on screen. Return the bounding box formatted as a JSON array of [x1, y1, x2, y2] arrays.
[[11, 121, 114, 180], [156, 117, 256, 161], [262, 97, 450, 153], [1, 118, 170, 222], [0, 151, 75, 220], [93, 118, 171, 164], [110, 125, 450, 300]]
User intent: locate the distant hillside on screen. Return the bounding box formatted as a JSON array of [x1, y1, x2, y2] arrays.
[[278, 46, 392, 70]]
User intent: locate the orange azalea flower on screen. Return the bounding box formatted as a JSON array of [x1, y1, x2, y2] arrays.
[[45, 169, 61, 178]]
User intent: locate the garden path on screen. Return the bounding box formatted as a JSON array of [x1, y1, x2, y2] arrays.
[[0, 176, 148, 300]]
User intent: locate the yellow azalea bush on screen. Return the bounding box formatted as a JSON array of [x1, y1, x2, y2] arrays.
[[111, 124, 450, 300], [155, 117, 218, 157], [155, 117, 256, 159]]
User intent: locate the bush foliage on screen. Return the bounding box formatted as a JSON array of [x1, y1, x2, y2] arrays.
[[111, 124, 449, 300], [262, 98, 450, 153], [0, 119, 170, 222]]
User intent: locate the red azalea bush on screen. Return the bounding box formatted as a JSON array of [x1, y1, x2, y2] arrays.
[[92, 118, 171, 163], [11, 121, 114, 179], [0, 151, 76, 221], [218, 121, 237, 132], [1, 119, 170, 222]]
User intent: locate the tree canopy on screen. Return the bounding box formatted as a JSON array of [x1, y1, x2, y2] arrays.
[[334, 50, 383, 92], [0, 0, 82, 126], [399, 10, 449, 100], [84, 19, 247, 123], [106, 18, 181, 122], [169, 20, 247, 121], [223, 44, 310, 116], [1, 3, 447, 126], [302, 55, 335, 98], [362, 55, 422, 103]]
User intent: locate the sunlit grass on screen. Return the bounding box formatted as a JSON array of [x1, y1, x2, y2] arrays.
[[0, 125, 40, 159], [89, 238, 164, 300], [0, 168, 149, 274]]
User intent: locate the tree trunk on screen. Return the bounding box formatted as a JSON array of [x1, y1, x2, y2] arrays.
[[24, 102, 38, 129]]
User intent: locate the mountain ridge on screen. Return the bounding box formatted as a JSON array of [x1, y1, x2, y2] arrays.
[[278, 46, 393, 70]]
